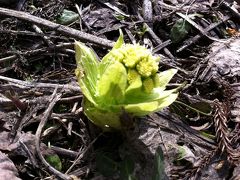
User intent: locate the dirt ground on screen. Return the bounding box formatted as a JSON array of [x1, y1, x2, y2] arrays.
[[0, 0, 240, 179]]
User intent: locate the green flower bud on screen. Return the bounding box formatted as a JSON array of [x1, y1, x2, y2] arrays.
[[143, 77, 154, 93], [153, 74, 160, 87], [122, 44, 148, 68], [127, 69, 140, 84], [109, 49, 125, 62], [136, 57, 159, 78]]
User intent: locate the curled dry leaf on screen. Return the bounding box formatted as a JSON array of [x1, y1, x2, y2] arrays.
[[0, 151, 21, 180], [0, 131, 35, 153], [0, 131, 42, 157]]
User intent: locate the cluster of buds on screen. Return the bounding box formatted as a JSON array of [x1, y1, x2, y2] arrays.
[[106, 44, 160, 93]]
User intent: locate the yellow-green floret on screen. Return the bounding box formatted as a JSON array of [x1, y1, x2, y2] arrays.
[[136, 57, 159, 78], [127, 69, 140, 84], [109, 49, 125, 62], [109, 43, 160, 92], [122, 44, 149, 68], [110, 43, 160, 79]]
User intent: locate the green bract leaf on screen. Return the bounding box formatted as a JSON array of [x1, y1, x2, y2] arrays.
[[99, 55, 114, 77], [113, 29, 124, 49], [157, 69, 178, 89], [97, 61, 127, 106], [124, 101, 159, 116], [83, 98, 122, 129], [125, 71, 142, 95], [125, 87, 178, 104], [124, 93, 178, 116], [99, 31, 124, 77], [75, 41, 99, 105]]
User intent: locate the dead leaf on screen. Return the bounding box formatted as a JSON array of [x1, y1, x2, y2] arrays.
[[0, 151, 21, 180], [82, 8, 116, 28], [0, 131, 35, 154]]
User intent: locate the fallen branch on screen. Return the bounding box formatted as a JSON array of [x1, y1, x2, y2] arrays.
[[0, 75, 81, 93], [0, 7, 114, 48]]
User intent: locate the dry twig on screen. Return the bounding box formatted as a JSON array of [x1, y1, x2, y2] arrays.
[[35, 89, 71, 180], [0, 75, 80, 93], [0, 7, 114, 48]]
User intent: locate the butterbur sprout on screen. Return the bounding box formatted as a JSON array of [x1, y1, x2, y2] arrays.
[[75, 30, 179, 130]]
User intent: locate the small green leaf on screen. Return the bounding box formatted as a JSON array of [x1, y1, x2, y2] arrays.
[[96, 152, 118, 177], [191, 102, 212, 114], [75, 42, 99, 86], [170, 19, 191, 43], [99, 30, 124, 77], [177, 146, 187, 160], [45, 154, 62, 171], [99, 53, 116, 77], [152, 147, 166, 180], [57, 9, 79, 25], [119, 156, 135, 180], [176, 145, 196, 164], [114, 13, 126, 21], [200, 131, 215, 140], [156, 93, 179, 110], [136, 24, 148, 37]]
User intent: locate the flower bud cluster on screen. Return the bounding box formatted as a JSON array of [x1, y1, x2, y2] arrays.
[[109, 44, 160, 93]]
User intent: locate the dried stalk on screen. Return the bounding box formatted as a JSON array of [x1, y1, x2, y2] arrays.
[[213, 100, 240, 164], [35, 89, 71, 180]]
